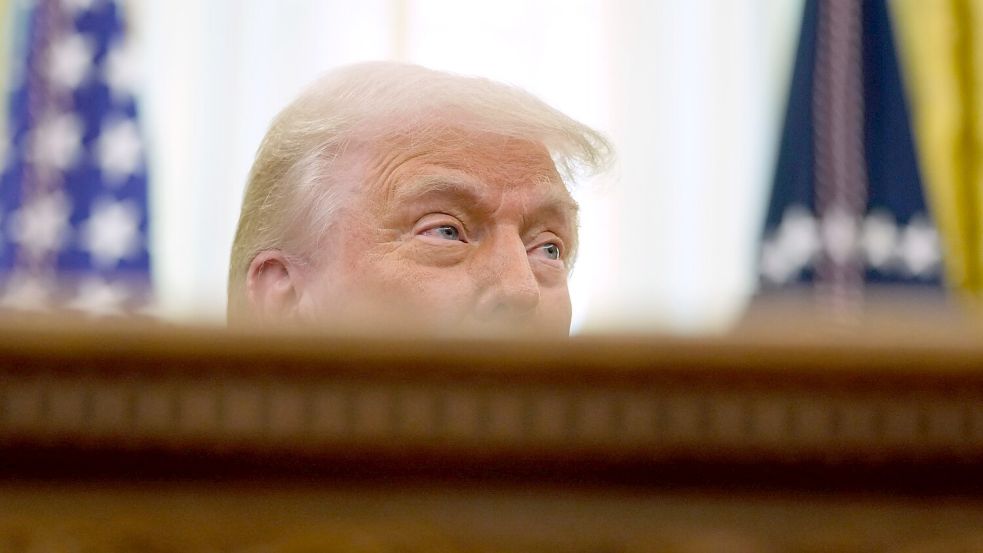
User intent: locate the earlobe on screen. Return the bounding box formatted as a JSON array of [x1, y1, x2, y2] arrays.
[[245, 251, 302, 322]]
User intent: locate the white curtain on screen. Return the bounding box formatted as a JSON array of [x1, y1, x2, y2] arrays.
[[130, 0, 802, 332]]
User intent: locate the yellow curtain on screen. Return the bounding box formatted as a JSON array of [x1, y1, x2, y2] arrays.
[[893, 0, 983, 299]]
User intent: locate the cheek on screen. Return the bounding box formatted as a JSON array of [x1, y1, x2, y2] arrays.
[[540, 282, 573, 325], [379, 263, 477, 311], [295, 224, 388, 314], [333, 248, 480, 317]]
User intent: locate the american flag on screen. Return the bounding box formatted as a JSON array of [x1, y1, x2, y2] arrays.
[[0, 0, 151, 316]]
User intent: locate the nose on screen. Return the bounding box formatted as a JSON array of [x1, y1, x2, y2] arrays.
[[473, 235, 541, 321]]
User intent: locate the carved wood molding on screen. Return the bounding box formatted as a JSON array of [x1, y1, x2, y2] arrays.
[[0, 320, 982, 491]]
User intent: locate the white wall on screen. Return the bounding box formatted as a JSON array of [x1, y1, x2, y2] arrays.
[[131, 0, 803, 332]]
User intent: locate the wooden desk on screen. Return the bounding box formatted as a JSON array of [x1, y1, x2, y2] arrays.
[[1, 320, 982, 552]]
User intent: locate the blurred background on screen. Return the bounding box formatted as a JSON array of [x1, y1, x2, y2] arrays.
[[0, 0, 980, 334]]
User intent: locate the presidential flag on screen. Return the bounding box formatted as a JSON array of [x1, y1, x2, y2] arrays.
[[0, 0, 151, 316], [759, 0, 943, 314]]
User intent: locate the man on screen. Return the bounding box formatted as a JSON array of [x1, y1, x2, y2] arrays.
[[228, 62, 611, 336]]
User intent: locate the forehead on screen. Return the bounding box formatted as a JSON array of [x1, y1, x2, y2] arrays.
[[388, 128, 559, 178], [359, 127, 573, 207]]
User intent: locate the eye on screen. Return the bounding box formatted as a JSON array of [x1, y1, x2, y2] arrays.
[[420, 224, 465, 242], [539, 242, 562, 261]]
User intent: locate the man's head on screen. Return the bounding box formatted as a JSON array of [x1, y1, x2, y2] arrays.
[[228, 62, 611, 336]]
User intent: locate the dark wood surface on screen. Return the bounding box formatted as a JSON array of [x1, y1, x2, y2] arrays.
[[1, 316, 983, 552]]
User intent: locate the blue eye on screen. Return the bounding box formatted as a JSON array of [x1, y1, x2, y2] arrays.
[[428, 225, 461, 241], [542, 243, 561, 260]]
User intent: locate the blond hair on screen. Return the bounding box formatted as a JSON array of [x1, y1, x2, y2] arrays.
[[228, 61, 612, 320]]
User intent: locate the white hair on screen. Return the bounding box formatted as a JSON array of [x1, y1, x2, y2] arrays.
[[227, 61, 613, 320]]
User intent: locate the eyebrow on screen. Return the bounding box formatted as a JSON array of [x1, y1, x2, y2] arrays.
[[390, 173, 579, 221]]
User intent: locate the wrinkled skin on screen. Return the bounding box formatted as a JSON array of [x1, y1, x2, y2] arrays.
[[246, 130, 577, 337]]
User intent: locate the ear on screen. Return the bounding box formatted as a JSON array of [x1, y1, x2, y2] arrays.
[[245, 250, 303, 322]]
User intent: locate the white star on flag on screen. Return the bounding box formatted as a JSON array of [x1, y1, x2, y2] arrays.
[[104, 40, 140, 100], [0, 273, 52, 311], [899, 216, 941, 277], [760, 240, 796, 284], [776, 206, 820, 268], [67, 277, 128, 316], [46, 32, 94, 90], [30, 112, 84, 171], [7, 192, 72, 259], [760, 205, 820, 284], [861, 210, 898, 269], [96, 117, 143, 185], [81, 198, 141, 268]]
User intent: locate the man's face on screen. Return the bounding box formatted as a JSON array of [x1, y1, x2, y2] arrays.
[[293, 130, 577, 337]]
